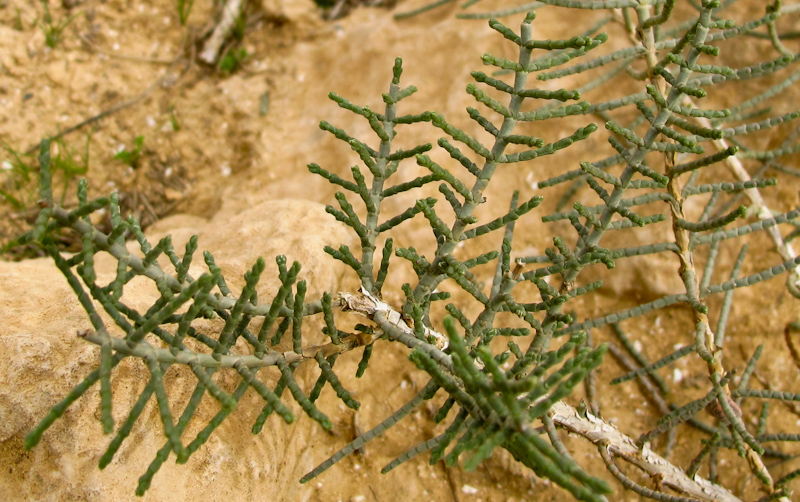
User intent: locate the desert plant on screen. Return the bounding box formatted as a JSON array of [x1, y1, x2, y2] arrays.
[[218, 46, 249, 73], [176, 0, 196, 25], [1, 135, 90, 211], [113, 135, 145, 169], [0, 142, 37, 212], [37, 0, 80, 49], [18, 1, 800, 500]]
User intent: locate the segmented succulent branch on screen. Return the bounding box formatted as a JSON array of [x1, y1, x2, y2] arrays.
[[21, 141, 379, 496], [302, 13, 615, 500], [18, 1, 800, 501], [502, 0, 799, 500]]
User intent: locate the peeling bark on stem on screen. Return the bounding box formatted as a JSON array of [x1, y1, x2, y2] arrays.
[[77, 285, 744, 502], [550, 401, 741, 502]]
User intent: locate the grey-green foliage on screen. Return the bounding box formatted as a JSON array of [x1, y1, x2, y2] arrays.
[[17, 1, 800, 500]]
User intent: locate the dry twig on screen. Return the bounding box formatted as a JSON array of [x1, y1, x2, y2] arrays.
[[199, 0, 246, 65], [550, 401, 741, 502]]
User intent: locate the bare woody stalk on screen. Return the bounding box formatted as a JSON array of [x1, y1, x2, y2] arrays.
[[199, 0, 246, 65], [76, 286, 741, 502], [550, 401, 740, 502], [631, 4, 785, 498]]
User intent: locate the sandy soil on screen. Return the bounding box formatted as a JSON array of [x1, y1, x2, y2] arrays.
[[2, 0, 800, 501]]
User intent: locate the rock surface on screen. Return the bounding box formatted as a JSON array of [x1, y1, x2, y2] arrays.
[[0, 200, 351, 501]]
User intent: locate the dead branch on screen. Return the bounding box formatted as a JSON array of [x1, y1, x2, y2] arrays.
[[199, 0, 246, 65], [550, 401, 742, 502]]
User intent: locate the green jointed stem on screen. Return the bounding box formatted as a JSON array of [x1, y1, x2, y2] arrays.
[[292, 281, 307, 354]]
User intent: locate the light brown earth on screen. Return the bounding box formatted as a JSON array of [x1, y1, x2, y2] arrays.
[[2, 1, 800, 501]]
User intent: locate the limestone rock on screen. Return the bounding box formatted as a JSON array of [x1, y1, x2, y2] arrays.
[[0, 199, 350, 501]]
